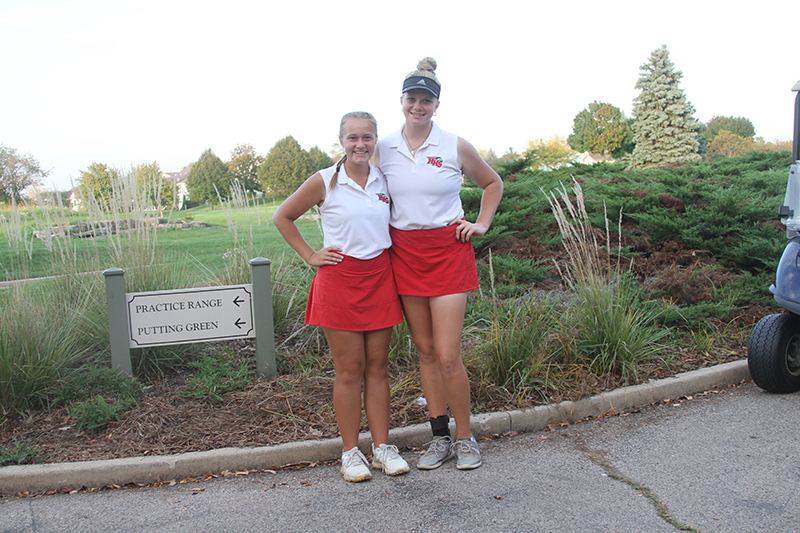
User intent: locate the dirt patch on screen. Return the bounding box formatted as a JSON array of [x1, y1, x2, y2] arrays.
[[0, 337, 753, 467]]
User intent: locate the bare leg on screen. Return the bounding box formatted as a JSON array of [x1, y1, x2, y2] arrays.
[[429, 293, 471, 439], [323, 328, 367, 451], [400, 292, 472, 439], [400, 295, 448, 419], [362, 327, 393, 446], [323, 327, 393, 450]]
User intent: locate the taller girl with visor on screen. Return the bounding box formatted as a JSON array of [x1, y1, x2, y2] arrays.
[[375, 58, 504, 470]]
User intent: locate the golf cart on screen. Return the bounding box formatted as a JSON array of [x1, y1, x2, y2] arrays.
[[747, 78, 800, 393]]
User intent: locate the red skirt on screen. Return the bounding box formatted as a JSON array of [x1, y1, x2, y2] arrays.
[[305, 250, 403, 331], [389, 225, 479, 297]]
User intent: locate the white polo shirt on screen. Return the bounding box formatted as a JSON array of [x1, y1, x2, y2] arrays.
[[317, 163, 392, 260], [378, 121, 464, 230]]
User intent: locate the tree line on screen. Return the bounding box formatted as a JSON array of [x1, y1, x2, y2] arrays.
[[1, 45, 793, 207], [185, 137, 333, 207], [514, 45, 791, 173], [0, 136, 334, 210]]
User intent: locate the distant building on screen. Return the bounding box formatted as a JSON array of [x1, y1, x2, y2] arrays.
[[573, 152, 608, 165], [163, 165, 192, 210]]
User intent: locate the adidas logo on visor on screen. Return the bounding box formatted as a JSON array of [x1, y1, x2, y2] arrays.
[[417, 79, 427, 85]]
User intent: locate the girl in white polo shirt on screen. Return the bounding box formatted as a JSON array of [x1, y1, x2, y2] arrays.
[[375, 58, 503, 471], [273, 111, 409, 483]]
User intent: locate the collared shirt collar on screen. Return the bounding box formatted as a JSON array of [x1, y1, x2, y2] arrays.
[[336, 162, 379, 189]]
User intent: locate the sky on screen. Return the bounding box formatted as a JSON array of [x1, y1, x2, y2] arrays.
[[1, 0, 797, 191]]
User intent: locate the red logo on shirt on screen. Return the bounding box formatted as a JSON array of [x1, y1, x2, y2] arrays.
[[376, 193, 389, 204], [427, 156, 443, 168]]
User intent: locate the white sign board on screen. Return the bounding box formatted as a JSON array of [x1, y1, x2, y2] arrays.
[[127, 285, 254, 348]]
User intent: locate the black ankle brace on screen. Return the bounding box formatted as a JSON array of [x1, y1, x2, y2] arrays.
[[429, 414, 450, 438]]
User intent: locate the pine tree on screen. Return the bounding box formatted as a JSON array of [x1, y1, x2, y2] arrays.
[[629, 45, 701, 170], [307, 145, 333, 174]]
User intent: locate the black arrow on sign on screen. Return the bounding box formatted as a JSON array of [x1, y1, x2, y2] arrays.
[[234, 318, 246, 329], [233, 295, 244, 307]]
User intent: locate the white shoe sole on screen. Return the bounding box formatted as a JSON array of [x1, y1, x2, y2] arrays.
[[342, 470, 372, 482]]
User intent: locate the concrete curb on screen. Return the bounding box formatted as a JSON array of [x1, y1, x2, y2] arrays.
[[0, 360, 751, 496]]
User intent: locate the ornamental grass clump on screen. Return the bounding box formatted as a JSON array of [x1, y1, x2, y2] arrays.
[[481, 300, 556, 401], [0, 282, 94, 421], [545, 178, 669, 382]]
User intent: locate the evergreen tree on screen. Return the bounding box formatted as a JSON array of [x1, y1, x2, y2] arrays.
[[629, 45, 701, 170], [258, 136, 312, 196], [227, 143, 263, 193], [307, 145, 333, 173], [186, 149, 231, 207]]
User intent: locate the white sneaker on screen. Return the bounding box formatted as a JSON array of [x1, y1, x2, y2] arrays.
[[341, 446, 372, 482], [371, 443, 410, 476]]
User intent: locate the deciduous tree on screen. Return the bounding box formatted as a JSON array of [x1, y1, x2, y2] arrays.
[[76, 163, 120, 211], [567, 102, 633, 160], [186, 149, 231, 207], [227, 143, 263, 192], [134, 161, 174, 211], [754, 138, 792, 152], [478, 148, 501, 170], [525, 135, 577, 170], [708, 130, 756, 157], [329, 143, 345, 161], [0, 146, 49, 204], [629, 45, 701, 170], [258, 136, 312, 196], [704, 116, 756, 143]]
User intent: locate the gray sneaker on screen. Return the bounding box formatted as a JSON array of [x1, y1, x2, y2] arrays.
[[417, 436, 455, 470], [455, 437, 482, 470]]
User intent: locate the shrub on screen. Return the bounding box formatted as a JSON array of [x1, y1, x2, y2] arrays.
[[0, 440, 42, 466], [70, 395, 133, 434], [182, 353, 254, 402]]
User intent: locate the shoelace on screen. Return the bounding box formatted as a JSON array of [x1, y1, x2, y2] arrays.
[[455, 439, 475, 453], [377, 444, 401, 462], [342, 449, 367, 469], [424, 437, 451, 454]]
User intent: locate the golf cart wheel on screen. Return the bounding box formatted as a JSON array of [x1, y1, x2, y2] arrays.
[[748, 313, 800, 393]]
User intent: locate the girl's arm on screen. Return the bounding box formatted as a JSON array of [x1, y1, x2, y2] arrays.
[[450, 137, 504, 243], [272, 173, 343, 266]]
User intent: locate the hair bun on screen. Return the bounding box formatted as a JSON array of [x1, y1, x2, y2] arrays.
[[417, 57, 437, 73]]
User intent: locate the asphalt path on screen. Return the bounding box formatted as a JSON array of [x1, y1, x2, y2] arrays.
[[2, 378, 798, 533]]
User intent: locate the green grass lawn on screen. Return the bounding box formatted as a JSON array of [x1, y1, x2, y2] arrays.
[[0, 200, 322, 282]]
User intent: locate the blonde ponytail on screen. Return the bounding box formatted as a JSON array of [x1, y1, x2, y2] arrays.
[[328, 155, 347, 192]]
